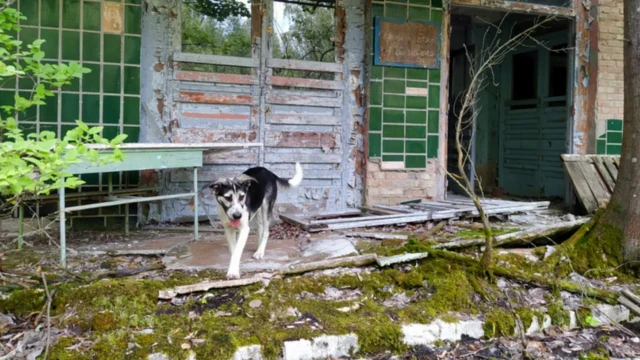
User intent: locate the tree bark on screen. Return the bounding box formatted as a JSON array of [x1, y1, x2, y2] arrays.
[[594, 0, 640, 261]]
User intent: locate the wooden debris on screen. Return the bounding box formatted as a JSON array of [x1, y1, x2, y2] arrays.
[[424, 221, 446, 236], [342, 232, 408, 240], [452, 221, 485, 230], [98, 263, 166, 280], [376, 252, 429, 267], [279, 254, 377, 275], [562, 154, 620, 214], [433, 219, 590, 250], [621, 290, 640, 307], [158, 277, 263, 300], [618, 296, 640, 317]]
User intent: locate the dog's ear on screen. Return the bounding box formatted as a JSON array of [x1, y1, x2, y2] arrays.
[[208, 178, 226, 193], [236, 174, 257, 188]]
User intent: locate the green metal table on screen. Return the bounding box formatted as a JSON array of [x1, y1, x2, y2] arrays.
[[20, 143, 261, 267]]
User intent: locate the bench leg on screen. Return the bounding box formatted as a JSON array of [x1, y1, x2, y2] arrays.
[[59, 179, 66, 268], [125, 203, 130, 236], [194, 167, 199, 241], [18, 202, 24, 250]]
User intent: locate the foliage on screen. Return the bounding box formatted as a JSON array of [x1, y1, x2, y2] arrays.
[[0, 0, 125, 209], [183, 0, 250, 22]]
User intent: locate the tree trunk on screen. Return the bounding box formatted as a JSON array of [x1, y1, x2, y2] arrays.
[[594, 0, 640, 261]]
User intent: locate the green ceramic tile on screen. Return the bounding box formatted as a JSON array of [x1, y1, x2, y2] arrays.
[[61, 31, 80, 60], [385, 3, 407, 18], [406, 140, 426, 154], [406, 110, 426, 124], [371, 66, 383, 80], [406, 125, 426, 139], [369, 107, 382, 131], [126, 0, 142, 5], [103, 65, 122, 93], [61, 124, 77, 137], [383, 140, 404, 153], [382, 154, 403, 162], [407, 81, 428, 88], [123, 96, 139, 125], [429, 69, 441, 83], [123, 126, 139, 142], [104, 34, 122, 63], [384, 79, 405, 94], [431, 0, 443, 8], [596, 139, 606, 154], [18, 92, 37, 121], [383, 124, 404, 138], [408, 6, 429, 21], [62, 0, 81, 29], [409, 0, 429, 6], [405, 155, 426, 168], [428, 110, 438, 133], [124, 36, 141, 64], [430, 9, 443, 23], [40, 94, 58, 123], [125, 5, 141, 34], [384, 95, 404, 108], [369, 133, 381, 157], [383, 109, 404, 124], [102, 125, 119, 139], [428, 85, 440, 108], [124, 66, 139, 94], [18, 71, 35, 90], [41, 29, 59, 59], [427, 135, 438, 158], [81, 94, 99, 123], [407, 96, 427, 109], [61, 93, 79, 123], [407, 68, 428, 80], [19, 0, 39, 26], [82, 63, 100, 92], [384, 67, 405, 79], [39, 123, 59, 137], [370, 81, 382, 105], [83, 1, 100, 31], [103, 95, 121, 124], [607, 144, 622, 155], [372, 3, 384, 18], [82, 32, 100, 61], [42, 0, 61, 27], [607, 131, 622, 144], [0, 91, 14, 111], [19, 27, 38, 50], [608, 119, 623, 131]]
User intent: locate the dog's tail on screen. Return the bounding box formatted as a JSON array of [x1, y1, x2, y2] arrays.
[[277, 162, 303, 188]]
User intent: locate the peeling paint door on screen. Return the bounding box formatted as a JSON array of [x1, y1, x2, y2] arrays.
[[499, 32, 569, 198]]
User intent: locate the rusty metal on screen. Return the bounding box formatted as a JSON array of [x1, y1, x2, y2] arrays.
[[178, 92, 255, 105], [572, 0, 593, 155], [335, 3, 346, 62]]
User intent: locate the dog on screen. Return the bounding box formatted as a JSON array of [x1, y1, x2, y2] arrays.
[[208, 163, 303, 279]]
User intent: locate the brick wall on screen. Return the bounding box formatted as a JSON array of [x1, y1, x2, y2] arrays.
[[595, 0, 624, 154], [365, 160, 437, 205]]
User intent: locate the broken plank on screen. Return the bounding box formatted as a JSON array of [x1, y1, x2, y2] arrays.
[[304, 209, 362, 220], [158, 277, 263, 299], [593, 157, 616, 193], [311, 213, 437, 232], [309, 211, 433, 225], [621, 290, 640, 308], [603, 156, 619, 181], [564, 161, 599, 213], [268, 58, 342, 73], [577, 161, 610, 206], [342, 232, 409, 240], [280, 213, 310, 229], [266, 94, 342, 108], [371, 205, 415, 214], [280, 254, 377, 275], [359, 206, 405, 215], [266, 114, 340, 126], [376, 253, 429, 267], [618, 296, 640, 317]]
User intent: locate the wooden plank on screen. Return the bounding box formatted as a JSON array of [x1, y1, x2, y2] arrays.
[[305, 209, 362, 220], [602, 156, 619, 181], [593, 157, 615, 193], [264, 131, 339, 149], [359, 206, 405, 215], [309, 211, 434, 225], [266, 94, 342, 108], [173, 52, 259, 68], [175, 71, 256, 85], [371, 205, 414, 214], [613, 156, 620, 167], [264, 153, 342, 164], [178, 91, 257, 106], [279, 213, 310, 229], [268, 58, 342, 73], [267, 114, 340, 126], [564, 161, 598, 213], [577, 161, 610, 207], [269, 76, 342, 90]]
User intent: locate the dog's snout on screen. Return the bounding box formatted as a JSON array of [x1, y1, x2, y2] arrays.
[[231, 213, 242, 220]]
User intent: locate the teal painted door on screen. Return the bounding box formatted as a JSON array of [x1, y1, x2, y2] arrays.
[[499, 33, 569, 198]]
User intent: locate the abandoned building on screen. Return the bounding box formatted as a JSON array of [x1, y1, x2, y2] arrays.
[[0, 0, 625, 227]]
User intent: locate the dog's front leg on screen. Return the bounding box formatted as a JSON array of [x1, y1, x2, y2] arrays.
[[224, 227, 237, 256], [226, 226, 249, 279]]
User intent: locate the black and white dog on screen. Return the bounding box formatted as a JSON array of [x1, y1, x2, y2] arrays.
[[208, 163, 303, 279]]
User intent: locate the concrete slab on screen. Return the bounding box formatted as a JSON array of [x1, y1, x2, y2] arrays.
[[163, 236, 300, 272], [78, 234, 194, 255]]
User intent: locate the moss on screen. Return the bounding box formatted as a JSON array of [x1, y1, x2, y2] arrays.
[[533, 246, 547, 260], [453, 227, 515, 239], [579, 351, 610, 360], [515, 307, 542, 330], [91, 313, 118, 332], [0, 288, 45, 315], [483, 308, 515, 338], [548, 302, 570, 327]]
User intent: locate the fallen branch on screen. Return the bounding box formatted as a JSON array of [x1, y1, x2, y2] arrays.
[[342, 232, 408, 240], [40, 272, 52, 360], [279, 254, 377, 276], [377, 252, 429, 267], [158, 277, 263, 300], [96, 263, 165, 280], [425, 221, 446, 236], [433, 219, 590, 250]]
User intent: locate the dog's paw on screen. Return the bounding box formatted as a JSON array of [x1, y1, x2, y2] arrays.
[[226, 270, 241, 280], [252, 251, 264, 260]]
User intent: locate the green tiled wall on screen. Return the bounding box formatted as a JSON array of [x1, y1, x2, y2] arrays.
[[0, 0, 142, 226], [368, 0, 442, 169], [596, 119, 622, 155]]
